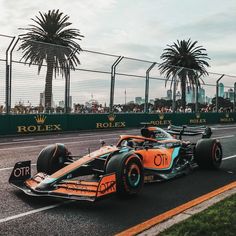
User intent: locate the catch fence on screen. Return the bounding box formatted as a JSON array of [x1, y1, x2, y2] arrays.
[[0, 34, 236, 114]]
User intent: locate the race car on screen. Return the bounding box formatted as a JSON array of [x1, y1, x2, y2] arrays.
[[9, 124, 222, 202]]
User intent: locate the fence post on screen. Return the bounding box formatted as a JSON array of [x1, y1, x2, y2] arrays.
[[9, 37, 20, 113], [195, 85, 199, 112], [195, 73, 201, 113], [64, 68, 70, 113], [216, 74, 224, 113], [109, 56, 123, 113], [144, 62, 156, 113], [5, 36, 15, 114], [234, 82, 236, 112]]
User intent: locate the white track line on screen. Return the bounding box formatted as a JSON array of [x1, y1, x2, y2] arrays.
[[0, 164, 36, 171], [213, 125, 236, 130], [214, 135, 234, 139], [0, 201, 72, 224], [223, 155, 236, 161], [0, 137, 118, 151], [0, 131, 134, 146]]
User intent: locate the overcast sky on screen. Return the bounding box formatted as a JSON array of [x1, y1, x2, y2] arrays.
[[1, 0, 236, 75], [0, 0, 236, 105]]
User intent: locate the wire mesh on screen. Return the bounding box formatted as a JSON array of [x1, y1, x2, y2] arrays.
[[0, 34, 236, 114]]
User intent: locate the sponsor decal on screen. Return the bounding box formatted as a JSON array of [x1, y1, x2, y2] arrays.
[[144, 175, 154, 183], [99, 181, 116, 195], [97, 174, 116, 197], [150, 113, 172, 126], [189, 113, 206, 124], [96, 113, 126, 129], [17, 115, 62, 133], [220, 113, 234, 123], [13, 166, 30, 178], [154, 153, 170, 168], [63, 183, 89, 193]]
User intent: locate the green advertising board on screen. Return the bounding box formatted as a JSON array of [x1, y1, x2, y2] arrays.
[[0, 112, 235, 135]]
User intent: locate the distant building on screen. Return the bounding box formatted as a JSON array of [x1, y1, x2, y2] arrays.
[[58, 96, 72, 108], [185, 87, 205, 104], [39, 91, 54, 107], [161, 90, 173, 101], [224, 88, 234, 102], [205, 96, 212, 104], [69, 96, 72, 108], [128, 101, 134, 104], [186, 86, 194, 104], [135, 97, 142, 105], [167, 89, 172, 100], [149, 99, 155, 105], [176, 91, 181, 100], [39, 93, 44, 106], [59, 100, 65, 108], [198, 88, 205, 104], [218, 83, 224, 97]]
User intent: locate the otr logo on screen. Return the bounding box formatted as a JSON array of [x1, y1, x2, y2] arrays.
[[99, 181, 116, 194], [14, 166, 30, 177], [154, 154, 169, 167]]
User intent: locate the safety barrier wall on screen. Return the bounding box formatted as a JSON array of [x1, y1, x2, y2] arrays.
[[0, 112, 235, 135]]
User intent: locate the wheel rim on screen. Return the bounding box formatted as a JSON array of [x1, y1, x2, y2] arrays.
[[214, 145, 222, 162], [127, 164, 140, 187]]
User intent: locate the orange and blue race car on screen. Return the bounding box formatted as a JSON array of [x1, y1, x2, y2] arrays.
[[9, 124, 222, 201]]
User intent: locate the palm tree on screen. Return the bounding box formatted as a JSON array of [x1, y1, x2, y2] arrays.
[[19, 9, 84, 111], [159, 39, 210, 110]]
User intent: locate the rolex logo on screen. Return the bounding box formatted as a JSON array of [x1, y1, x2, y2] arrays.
[[34, 115, 46, 124], [108, 113, 116, 122], [159, 113, 164, 120], [196, 113, 201, 119]]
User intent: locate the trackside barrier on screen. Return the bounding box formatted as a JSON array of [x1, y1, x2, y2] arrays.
[[0, 113, 235, 135]]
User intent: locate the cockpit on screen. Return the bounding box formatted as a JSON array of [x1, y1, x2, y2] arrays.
[[141, 127, 173, 141]]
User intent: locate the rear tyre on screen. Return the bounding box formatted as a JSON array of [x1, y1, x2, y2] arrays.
[[195, 139, 222, 169], [37, 143, 68, 175], [106, 153, 144, 196]]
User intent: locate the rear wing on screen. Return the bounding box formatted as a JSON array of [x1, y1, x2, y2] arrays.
[[167, 125, 212, 140]]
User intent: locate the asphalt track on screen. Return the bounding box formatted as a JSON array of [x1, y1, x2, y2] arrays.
[[0, 125, 236, 236]]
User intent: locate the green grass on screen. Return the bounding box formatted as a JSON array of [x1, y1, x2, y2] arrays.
[[159, 193, 236, 236]]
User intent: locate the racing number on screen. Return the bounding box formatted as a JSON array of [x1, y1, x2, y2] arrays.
[[14, 167, 30, 177], [154, 154, 169, 168]]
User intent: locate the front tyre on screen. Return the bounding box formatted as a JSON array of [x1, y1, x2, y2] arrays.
[[37, 143, 68, 175], [106, 153, 144, 196], [195, 139, 222, 169]]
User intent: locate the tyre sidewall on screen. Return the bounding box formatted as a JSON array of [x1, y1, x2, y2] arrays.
[[106, 152, 144, 196], [195, 139, 222, 169]]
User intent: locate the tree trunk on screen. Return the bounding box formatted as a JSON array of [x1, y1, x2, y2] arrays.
[[45, 60, 53, 112], [181, 78, 186, 111]]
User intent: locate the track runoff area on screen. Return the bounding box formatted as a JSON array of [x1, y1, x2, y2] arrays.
[[0, 124, 236, 235]]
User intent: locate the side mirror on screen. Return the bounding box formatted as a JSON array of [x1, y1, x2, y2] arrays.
[[202, 127, 212, 139], [100, 139, 106, 146]]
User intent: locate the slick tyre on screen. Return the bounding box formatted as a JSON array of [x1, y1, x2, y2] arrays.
[[37, 143, 67, 175], [195, 139, 222, 169], [106, 153, 144, 196]]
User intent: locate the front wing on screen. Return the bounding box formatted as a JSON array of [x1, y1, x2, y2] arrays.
[[9, 161, 116, 202]]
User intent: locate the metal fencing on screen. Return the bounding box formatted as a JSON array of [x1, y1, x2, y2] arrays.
[[0, 33, 236, 114]]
